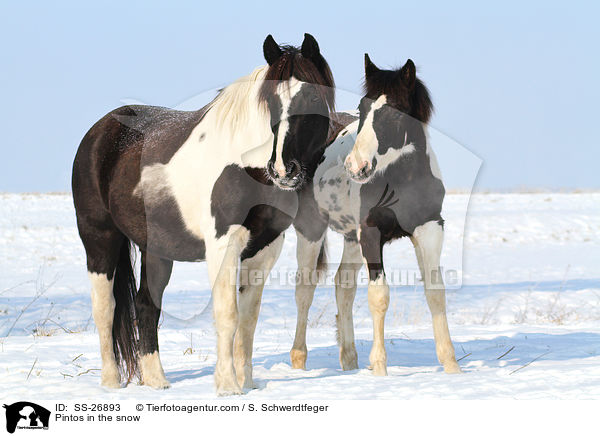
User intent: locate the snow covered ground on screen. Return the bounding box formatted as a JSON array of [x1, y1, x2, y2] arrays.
[[1, 192, 599, 400]]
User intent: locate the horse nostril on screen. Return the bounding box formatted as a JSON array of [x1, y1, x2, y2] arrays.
[[287, 160, 301, 179]]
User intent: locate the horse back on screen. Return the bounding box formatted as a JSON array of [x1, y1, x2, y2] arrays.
[[72, 105, 209, 260]]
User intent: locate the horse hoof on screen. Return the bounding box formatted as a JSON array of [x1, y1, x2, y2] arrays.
[[237, 375, 258, 390], [444, 362, 462, 374], [217, 386, 244, 396], [341, 361, 359, 371], [143, 378, 171, 389], [101, 371, 121, 389], [243, 381, 258, 390], [371, 362, 388, 376], [340, 348, 358, 371], [290, 349, 307, 370]]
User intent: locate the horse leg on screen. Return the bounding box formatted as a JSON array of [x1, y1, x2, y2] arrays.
[[290, 231, 326, 369], [234, 234, 284, 389], [411, 221, 461, 374], [206, 226, 250, 396], [82, 226, 126, 388], [89, 271, 120, 388], [413, 236, 426, 281], [359, 225, 390, 376], [334, 237, 362, 370], [136, 251, 173, 388]]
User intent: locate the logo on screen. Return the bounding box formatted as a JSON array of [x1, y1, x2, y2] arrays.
[[3, 403, 50, 434]]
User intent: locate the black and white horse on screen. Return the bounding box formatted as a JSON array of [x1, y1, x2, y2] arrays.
[[72, 34, 334, 395], [290, 55, 461, 376]]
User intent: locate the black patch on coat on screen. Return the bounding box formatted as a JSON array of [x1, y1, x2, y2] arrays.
[[210, 165, 298, 260], [293, 180, 329, 242], [359, 146, 444, 239]]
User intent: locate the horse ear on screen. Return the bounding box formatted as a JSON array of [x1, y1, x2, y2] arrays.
[[365, 53, 380, 79], [399, 59, 416, 89], [301, 33, 321, 63], [263, 34, 283, 66]]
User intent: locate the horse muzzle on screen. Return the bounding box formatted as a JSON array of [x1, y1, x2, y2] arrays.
[[267, 159, 305, 190], [344, 155, 376, 183]]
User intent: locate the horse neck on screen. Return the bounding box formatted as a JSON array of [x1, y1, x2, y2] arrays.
[[204, 66, 274, 162], [388, 123, 443, 183]]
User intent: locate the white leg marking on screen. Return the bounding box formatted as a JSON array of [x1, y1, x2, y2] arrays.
[[367, 273, 390, 376], [207, 226, 250, 396], [335, 239, 362, 370], [412, 221, 461, 373], [291, 231, 325, 370], [140, 351, 170, 389], [89, 272, 120, 388], [234, 234, 284, 389], [410, 234, 426, 281]]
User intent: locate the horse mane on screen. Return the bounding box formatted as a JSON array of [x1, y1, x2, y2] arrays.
[[208, 65, 270, 135], [207, 45, 335, 139], [412, 78, 433, 124], [258, 45, 335, 115], [363, 68, 433, 124]]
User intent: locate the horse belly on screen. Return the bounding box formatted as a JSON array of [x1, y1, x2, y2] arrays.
[[143, 194, 207, 262], [123, 157, 210, 262]]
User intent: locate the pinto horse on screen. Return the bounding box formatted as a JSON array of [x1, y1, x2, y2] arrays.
[[72, 34, 334, 395], [290, 55, 461, 376]]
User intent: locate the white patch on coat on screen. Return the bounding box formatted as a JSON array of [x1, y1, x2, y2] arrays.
[[133, 163, 171, 201], [373, 142, 416, 174], [424, 127, 443, 181], [273, 78, 302, 176], [132, 66, 275, 242], [346, 95, 387, 172]]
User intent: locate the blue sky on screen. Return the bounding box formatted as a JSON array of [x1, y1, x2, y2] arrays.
[[1, 1, 598, 191]]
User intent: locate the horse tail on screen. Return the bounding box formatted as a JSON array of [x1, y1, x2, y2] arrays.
[[316, 235, 328, 274], [112, 239, 139, 382]]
